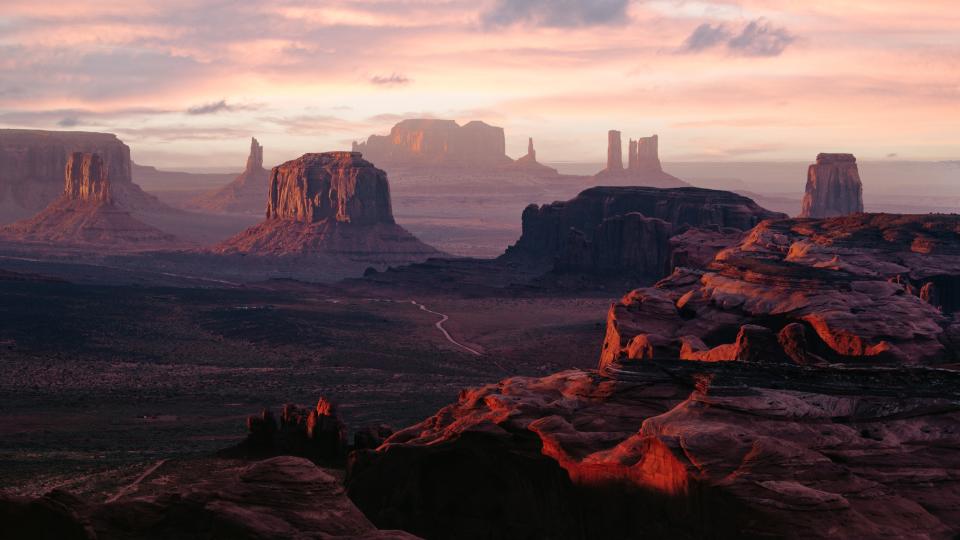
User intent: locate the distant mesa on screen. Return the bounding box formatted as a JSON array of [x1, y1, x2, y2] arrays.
[[353, 119, 558, 176], [595, 130, 688, 188], [187, 137, 271, 215], [0, 129, 171, 224], [215, 151, 440, 265], [800, 153, 864, 218], [505, 186, 786, 279], [0, 152, 179, 248]]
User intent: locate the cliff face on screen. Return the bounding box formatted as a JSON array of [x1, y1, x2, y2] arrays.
[[800, 153, 864, 218], [506, 186, 786, 268], [187, 137, 270, 215], [555, 213, 673, 278], [265, 152, 394, 225], [353, 119, 511, 167], [64, 152, 111, 204]]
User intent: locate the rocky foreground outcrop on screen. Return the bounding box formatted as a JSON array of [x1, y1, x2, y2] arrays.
[[348, 361, 960, 539], [187, 137, 270, 215], [800, 153, 864, 218], [215, 152, 439, 264], [353, 119, 512, 167], [601, 213, 960, 368], [1, 456, 419, 540], [0, 129, 169, 222], [505, 186, 786, 279], [0, 152, 179, 248]]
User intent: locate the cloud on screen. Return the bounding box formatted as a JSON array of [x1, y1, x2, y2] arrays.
[[56, 117, 81, 127], [728, 20, 795, 57], [680, 19, 795, 57], [186, 100, 236, 115], [369, 73, 410, 86], [482, 0, 629, 28], [681, 23, 733, 53]]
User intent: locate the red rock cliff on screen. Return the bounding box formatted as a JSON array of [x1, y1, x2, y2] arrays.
[[352, 119, 510, 166], [64, 152, 111, 204]]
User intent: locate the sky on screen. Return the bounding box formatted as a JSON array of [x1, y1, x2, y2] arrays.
[[0, 0, 958, 169]]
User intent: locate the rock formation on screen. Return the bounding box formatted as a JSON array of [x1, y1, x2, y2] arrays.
[[596, 130, 686, 187], [800, 153, 864, 218], [352, 119, 511, 167], [215, 152, 440, 265], [504, 186, 786, 278], [606, 130, 623, 171], [187, 137, 270, 215], [0, 456, 420, 539], [0, 129, 169, 222], [601, 213, 960, 368], [510, 137, 559, 176], [224, 397, 349, 464], [348, 361, 960, 539], [0, 152, 179, 248]]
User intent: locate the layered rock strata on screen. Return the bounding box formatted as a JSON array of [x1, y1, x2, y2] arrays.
[[601, 213, 960, 368]]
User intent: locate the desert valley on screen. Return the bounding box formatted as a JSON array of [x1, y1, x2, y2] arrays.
[[1, 1, 959, 539]]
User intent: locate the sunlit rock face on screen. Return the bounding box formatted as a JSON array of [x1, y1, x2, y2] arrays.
[[505, 186, 785, 278], [64, 152, 111, 204], [800, 153, 864, 218], [0, 152, 178, 247], [353, 119, 511, 167], [348, 362, 960, 539], [601, 213, 960, 369], [265, 152, 394, 225]]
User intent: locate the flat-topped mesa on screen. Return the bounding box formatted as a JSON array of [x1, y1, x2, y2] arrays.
[[64, 152, 111, 204], [246, 137, 265, 172], [352, 119, 511, 167], [800, 153, 863, 218], [266, 152, 394, 225], [505, 186, 786, 265], [606, 130, 623, 171]]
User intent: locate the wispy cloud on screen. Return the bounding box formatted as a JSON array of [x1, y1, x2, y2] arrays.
[[482, 0, 629, 28], [680, 18, 795, 57], [186, 100, 259, 115], [369, 73, 410, 86]]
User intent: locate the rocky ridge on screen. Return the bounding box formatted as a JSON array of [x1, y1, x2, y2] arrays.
[[186, 137, 270, 215]]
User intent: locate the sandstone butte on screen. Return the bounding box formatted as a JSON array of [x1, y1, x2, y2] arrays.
[[187, 137, 270, 215], [0, 152, 179, 248], [0, 129, 169, 222], [800, 153, 864, 218], [347, 212, 960, 540], [594, 130, 688, 187], [214, 151, 440, 265]]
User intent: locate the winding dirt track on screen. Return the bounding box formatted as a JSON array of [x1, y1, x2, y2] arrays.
[[409, 299, 482, 356]]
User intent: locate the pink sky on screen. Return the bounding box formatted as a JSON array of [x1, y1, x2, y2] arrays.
[[0, 0, 957, 168]]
